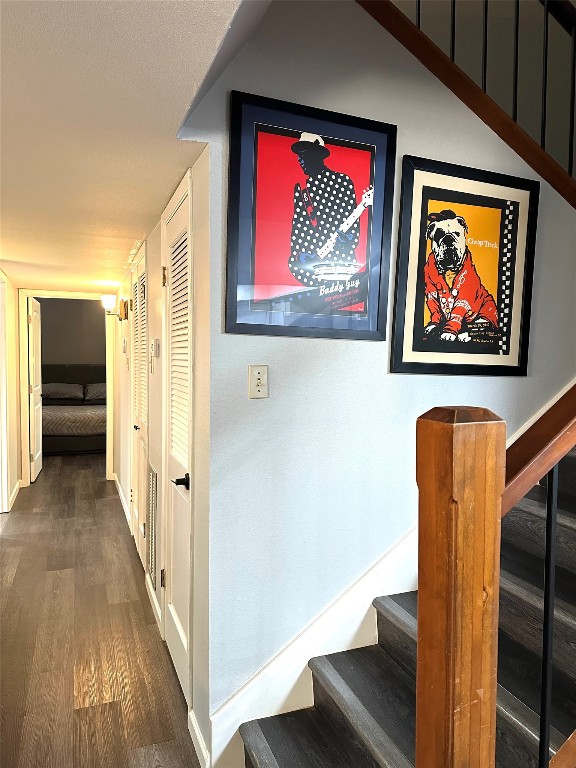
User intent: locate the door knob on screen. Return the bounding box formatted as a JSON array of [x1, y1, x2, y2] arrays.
[[134, 425, 140, 431], [172, 473, 190, 491]]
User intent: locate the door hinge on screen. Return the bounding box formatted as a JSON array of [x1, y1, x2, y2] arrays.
[[129, 299, 133, 311], [162, 266, 167, 287], [28, 384, 33, 394], [130, 489, 133, 503], [142, 522, 146, 538], [160, 568, 166, 588], [30, 452, 34, 462], [27, 314, 32, 324]]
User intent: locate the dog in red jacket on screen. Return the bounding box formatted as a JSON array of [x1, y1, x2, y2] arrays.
[[423, 209, 499, 343]]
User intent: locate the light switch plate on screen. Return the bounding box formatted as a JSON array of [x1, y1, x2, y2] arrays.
[[248, 365, 269, 399]]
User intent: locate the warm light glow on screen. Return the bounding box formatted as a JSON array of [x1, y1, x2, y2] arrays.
[[100, 294, 116, 312]]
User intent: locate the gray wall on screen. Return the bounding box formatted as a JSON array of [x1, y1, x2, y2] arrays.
[[182, 0, 576, 726], [39, 298, 106, 365]]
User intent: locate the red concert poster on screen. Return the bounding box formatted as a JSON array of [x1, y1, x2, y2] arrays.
[[226, 91, 397, 341]]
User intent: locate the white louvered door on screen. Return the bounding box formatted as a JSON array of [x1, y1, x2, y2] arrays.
[[162, 184, 192, 705], [131, 249, 148, 565]]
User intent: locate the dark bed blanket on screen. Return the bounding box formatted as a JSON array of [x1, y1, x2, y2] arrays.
[[42, 405, 107, 436]]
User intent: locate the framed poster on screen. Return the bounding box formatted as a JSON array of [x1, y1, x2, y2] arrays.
[[226, 91, 397, 340], [391, 156, 540, 375]]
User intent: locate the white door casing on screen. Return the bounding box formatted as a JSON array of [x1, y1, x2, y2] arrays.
[[0, 276, 8, 512], [28, 298, 42, 482], [162, 174, 193, 706]]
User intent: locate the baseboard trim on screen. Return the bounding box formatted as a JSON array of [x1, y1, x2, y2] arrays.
[[145, 572, 162, 630], [506, 376, 576, 447], [210, 526, 418, 768], [113, 473, 131, 532], [189, 709, 211, 768]]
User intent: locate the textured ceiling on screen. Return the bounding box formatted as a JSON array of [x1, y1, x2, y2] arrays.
[[0, 0, 243, 291]]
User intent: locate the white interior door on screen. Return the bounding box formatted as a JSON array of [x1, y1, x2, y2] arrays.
[[28, 298, 42, 482], [131, 250, 148, 566], [163, 183, 192, 704]]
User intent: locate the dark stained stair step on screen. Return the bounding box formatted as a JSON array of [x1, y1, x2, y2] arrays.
[[502, 497, 576, 574], [499, 570, 576, 680], [373, 592, 567, 766], [310, 648, 414, 767], [240, 707, 381, 768]]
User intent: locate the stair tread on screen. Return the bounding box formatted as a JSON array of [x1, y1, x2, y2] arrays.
[[314, 644, 415, 764], [250, 707, 378, 768], [387, 590, 417, 618], [243, 707, 382, 768]]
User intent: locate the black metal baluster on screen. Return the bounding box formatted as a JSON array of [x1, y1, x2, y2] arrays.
[[513, 0, 520, 122], [482, 0, 489, 92], [450, 0, 456, 61], [539, 463, 558, 768], [569, 25, 575, 176], [416, 0, 421, 30], [541, 0, 550, 149]]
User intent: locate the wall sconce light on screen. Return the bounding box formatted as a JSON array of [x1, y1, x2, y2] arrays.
[[101, 295, 128, 320]]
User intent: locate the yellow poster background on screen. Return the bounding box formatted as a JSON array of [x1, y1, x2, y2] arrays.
[[423, 200, 502, 325]]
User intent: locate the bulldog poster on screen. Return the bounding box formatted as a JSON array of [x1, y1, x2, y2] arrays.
[[226, 91, 397, 341], [392, 156, 540, 376]]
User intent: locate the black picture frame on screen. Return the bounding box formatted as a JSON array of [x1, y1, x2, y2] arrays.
[[391, 156, 540, 375], [225, 91, 397, 340]]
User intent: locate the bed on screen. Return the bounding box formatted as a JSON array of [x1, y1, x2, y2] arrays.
[[42, 364, 107, 455]]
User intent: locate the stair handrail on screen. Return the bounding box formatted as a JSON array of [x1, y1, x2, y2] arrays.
[[356, 0, 576, 209], [503, 384, 576, 515]]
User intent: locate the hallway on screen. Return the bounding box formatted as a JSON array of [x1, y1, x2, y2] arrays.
[[0, 455, 200, 768]]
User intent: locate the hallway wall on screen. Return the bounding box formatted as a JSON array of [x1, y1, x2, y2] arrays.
[[181, 0, 576, 730]]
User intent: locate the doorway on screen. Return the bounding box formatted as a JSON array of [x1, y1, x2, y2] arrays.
[[0, 274, 8, 512], [18, 290, 115, 487]]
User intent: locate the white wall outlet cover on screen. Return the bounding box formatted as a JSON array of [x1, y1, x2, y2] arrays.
[[248, 365, 268, 399]]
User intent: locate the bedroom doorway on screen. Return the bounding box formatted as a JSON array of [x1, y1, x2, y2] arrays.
[[18, 290, 115, 487]]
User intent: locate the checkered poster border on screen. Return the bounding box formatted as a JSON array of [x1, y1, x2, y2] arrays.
[[498, 200, 518, 355]]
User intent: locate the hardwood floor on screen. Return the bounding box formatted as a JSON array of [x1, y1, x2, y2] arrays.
[[0, 454, 200, 768]]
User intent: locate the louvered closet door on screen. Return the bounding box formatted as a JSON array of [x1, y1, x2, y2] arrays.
[[163, 191, 192, 705], [131, 250, 148, 565]]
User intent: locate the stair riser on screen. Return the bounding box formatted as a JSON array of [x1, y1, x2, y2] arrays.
[[375, 601, 417, 680], [502, 509, 576, 573], [499, 586, 576, 680]]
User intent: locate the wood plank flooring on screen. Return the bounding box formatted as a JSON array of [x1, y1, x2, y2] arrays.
[[0, 454, 200, 768]]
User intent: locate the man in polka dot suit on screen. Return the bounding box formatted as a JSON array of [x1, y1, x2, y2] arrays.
[[289, 133, 359, 288]]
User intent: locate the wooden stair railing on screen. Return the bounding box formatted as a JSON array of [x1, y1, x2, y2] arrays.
[[356, 0, 576, 209], [503, 384, 576, 515], [550, 730, 576, 768], [417, 391, 576, 767], [416, 407, 505, 768]]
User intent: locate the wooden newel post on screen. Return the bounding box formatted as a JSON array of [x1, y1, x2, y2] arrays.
[[415, 407, 506, 768]]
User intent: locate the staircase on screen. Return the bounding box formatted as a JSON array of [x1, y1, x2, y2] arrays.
[[240, 449, 576, 767]]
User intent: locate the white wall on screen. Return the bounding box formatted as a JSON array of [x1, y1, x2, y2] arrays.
[[181, 0, 576, 724], [0, 269, 21, 510]]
